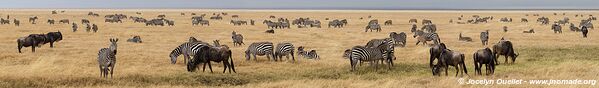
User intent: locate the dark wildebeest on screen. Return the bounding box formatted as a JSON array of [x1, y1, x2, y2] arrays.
[[473, 48, 496, 75], [17, 34, 46, 53], [188, 45, 236, 73], [13, 19, 19, 26], [438, 49, 468, 77], [59, 19, 69, 24], [44, 31, 63, 48], [523, 29, 535, 33], [265, 29, 274, 34], [581, 26, 589, 38], [429, 43, 446, 68], [492, 40, 519, 65], [458, 32, 473, 42], [29, 16, 38, 24]]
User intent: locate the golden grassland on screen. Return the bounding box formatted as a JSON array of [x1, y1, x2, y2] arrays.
[[0, 9, 598, 87]]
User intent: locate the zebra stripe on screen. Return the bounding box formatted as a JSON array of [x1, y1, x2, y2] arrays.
[[275, 43, 295, 61], [304, 50, 320, 60], [98, 38, 118, 78], [245, 42, 275, 61], [169, 42, 211, 64], [349, 45, 387, 71], [414, 30, 441, 44]]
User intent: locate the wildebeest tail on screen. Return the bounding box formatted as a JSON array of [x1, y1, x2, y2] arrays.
[[461, 54, 469, 75]]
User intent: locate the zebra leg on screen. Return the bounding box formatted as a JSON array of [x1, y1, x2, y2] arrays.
[[110, 65, 114, 78], [253, 54, 257, 61], [99, 66, 103, 77]]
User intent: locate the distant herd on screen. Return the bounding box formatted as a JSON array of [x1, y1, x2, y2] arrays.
[[13, 11, 595, 78]]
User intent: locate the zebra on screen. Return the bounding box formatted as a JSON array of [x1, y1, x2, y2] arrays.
[[169, 41, 212, 64], [480, 30, 489, 45], [389, 32, 407, 47], [552, 23, 562, 33], [85, 23, 91, 32], [421, 24, 437, 33], [413, 30, 441, 45], [72, 23, 78, 32], [349, 44, 393, 71], [304, 50, 320, 60], [275, 43, 295, 62], [245, 42, 275, 61], [365, 24, 381, 32], [409, 19, 417, 23], [97, 38, 118, 78], [365, 38, 394, 48], [231, 31, 244, 46]]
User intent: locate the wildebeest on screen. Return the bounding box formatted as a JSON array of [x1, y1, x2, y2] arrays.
[[13, 19, 19, 26], [492, 40, 519, 65], [188, 44, 236, 73], [126, 36, 143, 43], [581, 26, 589, 38], [17, 31, 62, 53], [429, 43, 446, 68], [437, 49, 468, 77], [521, 18, 528, 22], [29, 16, 38, 24], [265, 29, 275, 34], [473, 48, 496, 75], [59, 19, 69, 24], [458, 32, 472, 42], [523, 29, 535, 33], [145, 19, 164, 26], [389, 32, 407, 47], [0, 18, 10, 24], [92, 24, 98, 32]]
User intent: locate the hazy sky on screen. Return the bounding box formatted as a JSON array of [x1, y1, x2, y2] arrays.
[[2, 0, 599, 9]]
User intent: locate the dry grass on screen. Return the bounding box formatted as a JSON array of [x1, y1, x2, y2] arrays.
[[0, 9, 598, 87]]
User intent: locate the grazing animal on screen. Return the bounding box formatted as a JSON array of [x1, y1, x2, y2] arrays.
[[72, 23, 78, 32], [17, 34, 46, 53], [245, 42, 275, 61], [82, 19, 90, 24], [305, 50, 320, 59], [458, 32, 473, 42], [480, 30, 489, 45], [421, 24, 437, 33], [349, 44, 393, 71], [492, 40, 519, 65], [265, 29, 275, 34], [438, 49, 468, 77], [92, 24, 98, 32], [126, 36, 142, 43], [97, 38, 118, 78], [365, 24, 382, 32], [44, 31, 63, 48], [429, 43, 447, 68], [59, 19, 69, 24], [29, 16, 38, 24], [365, 38, 394, 48], [231, 31, 244, 46], [389, 32, 407, 47], [413, 30, 441, 45], [384, 20, 392, 25], [473, 48, 496, 75], [169, 41, 211, 64], [13, 19, 20, 26], [551, 23, 562, 33], [188, 45, 236, 73], [275, 43, 295, 62], [582, 26, 589, 38], [47, 19, 55, 24], [570, 23, 581, 32], [523, 29, 535, 33]]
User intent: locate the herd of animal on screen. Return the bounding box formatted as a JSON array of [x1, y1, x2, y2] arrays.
[[12, 11, 596, 78]]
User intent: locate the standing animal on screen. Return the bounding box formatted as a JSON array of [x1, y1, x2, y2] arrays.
[[47, 19, 55, 24], [492, 40, 519, 65], [473, 48, 496, 75], [72, 23, 78, 32], [13, 19, 19, 26], [82, 19, 90, 24], [169, 41, 212, 64], [97, 38, 118, 78], [245, 42, 275, 61], [409, 19, 417, 23], [188, 45, 236, 73], [365, 24, 382, 32], [438, 49, 468, 77], [384, 20, 392, 25], [458, 32, 473, 42], [413, 30, 441, 45], [92, 24, 98, 32], [348, 44, 392, 71], [480, 30, 489, 45], [389, 32, 407, 47], [275, 43, 295, 62], [59, 19, 69, 24], [582, 26, 589, 38], [29, 16, 38, 24], [231, 31, 244, 46], [429, 43, 446, 68], [17, 34, 46, 53]]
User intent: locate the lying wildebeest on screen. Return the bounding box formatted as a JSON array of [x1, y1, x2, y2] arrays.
[[265, 29, 274, 34], [188, 45, 236, 73], [523, 29, 535, 33], [458, 32, 473, 42], [437, 49, 468, 77], [473, 48, 496, 75], [492, 40, 519, 65], [126, 36, 143, 43], [59, 19, 69, 24]]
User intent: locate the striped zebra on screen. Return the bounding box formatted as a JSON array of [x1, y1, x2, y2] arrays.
[[304, 50, 320, 59], [97, 38, 118, 78], [365, 24, 381, 32], [245, 42, 275, 61], [275, 43, 295, 62], [169, 41, 211, 64], [349, 44, 393, 71], [365, 38, 394, 48], [231, 31, 244, 46], [480, 30, 489, 45], [413, 30, 441, 45], [552, 23, 562, 33]]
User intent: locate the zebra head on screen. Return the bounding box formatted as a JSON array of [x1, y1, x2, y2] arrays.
[[109, 38, 118, 53], [244, 50, 251, 60], [169, 49, 179, 64]]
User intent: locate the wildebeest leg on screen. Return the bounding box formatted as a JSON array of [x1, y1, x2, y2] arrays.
[[207, 62, 213, 73], [444, 66, 449, 76], [504, 55, 508, 64], [223, 61, 228, 73], [202, 62, 207, 72], [50, 42, 54, 48], [31, 45, 36, 52], [18, 44, 22, 53]]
